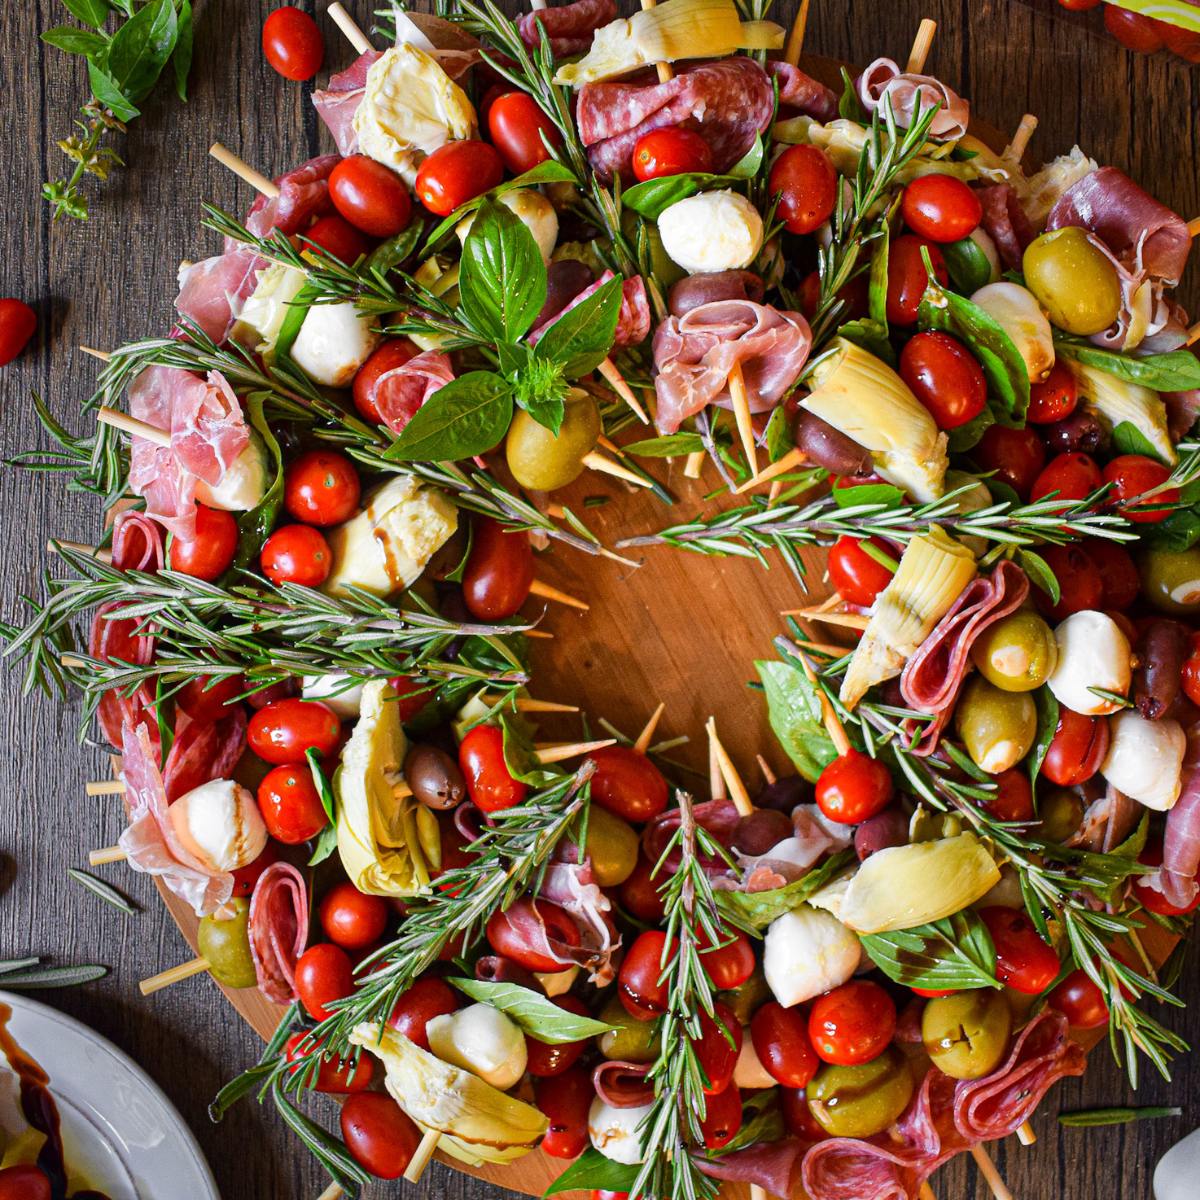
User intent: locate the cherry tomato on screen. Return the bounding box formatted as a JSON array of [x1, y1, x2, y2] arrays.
[[262, 7, 324, 79], [176, 672, 245, 722], [257, 762, 329, 843], [1166, 25, 1200, 61], [780, 1087, 828, 1141], [815, 749, 893, 825], [1081, 539, 1140, 611], [285, 449, 362, 526], [486, 898, 581, 973], [592, 1194, 629, 1200], [295, 943, 356, 1021], [798, 270, 869, 323], [488, 91, 562, 174], [230, 841, 281, 896], [827, 536, 896, 607], [168, 505, 238, 581], [1103, 5, 1166, 53], [693, 1003, 742, 1094], [536, 1065, 594, 1159], [463, 517, 535, 619], [1102, 454, 1179, 524], [750, 1001, 819, 1088], [285, 1032, 373, 1093], [769, 144, 838, 235], [886, 235, 948, 327], [898, 331, 987, 430], [387, 977, 460, 1050], [633, 127, 715, 182], [701, 1083, 744, 1150], [979, 906, 1060, 994], [387, 673, 433, 724], [329, 155, 413, 237], [1030, 452, 1102, 504], [982, 768, 1035, 823], [588, 745, 670, 823], [1047, 967, 1109, 1029], [1182, 633, 1200, 707], [526, 995, 592, 1077], [0, 298, 37, 366], [1032, 543, 1103, 621], [1057, 0, 1101, 10], [911, 986, 959, 998], [699, 928, 756, 990], [1133, 843, 1200, 915], [618, 930, 674, 1021], [352, 338, 418, 425], [260, 523, 332, 588], [973, 425, 1046, 500], [808, 980, 896, 1065], [1041, 709, 1110, 788], [415, 140, 504, 217], [320, 881, 390, 950], [901, 174, 982, 243], [341, 1092, 421, 1178], [1027, 361, 1077, 424], [619, 853, 667, 923], [0, 1165, 51, 1200], [460, 723, 526, 812], [248, 698, 341, 764], [304, 214, 371, 264]]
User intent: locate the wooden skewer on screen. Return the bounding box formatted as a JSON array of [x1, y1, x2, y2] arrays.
[[756, 754, 776, 786], [328, 2, 374, 55], [60, 655, 88, 669], [533, 738, 616, 763], [783, 606, 871, 632], [633, 702, 666, 754], [970, 1145, 1014, 1200], [683, 451, 706, 479], [317, 1185, 345, 1200], [706, 718, 753, 817], [906, 18, 937, 73], [767, 478, 784, 505], [596, 359, 650, 424], [1016, 1122, 1037, 1146], [581, 451, 654, 490], [89, 845, 129, 866], [79, 345, 111, 362], [783, 0, 811, 67], [525, 628, 555, 639], [97, 406, 171, 447], [1186, 320, 1200, 347], [140, 956, 213, 996], [728, 364, 758, 476], [918, 1185, 937, 1200], [479, 695, 580, 714], [47, 539, 112, 563], [794, 652, 852, 757], [735, 447, 807, 494], [528, 578, 589, 612], [749, 1186, 769, 1200], [209, 141, 280, 199], [708, 730, 726, 801], [86, 781, 126, 797], [1188, 217, 1200, 239], [638, 0, 674, 84], [1003, 113, 1038, 163]]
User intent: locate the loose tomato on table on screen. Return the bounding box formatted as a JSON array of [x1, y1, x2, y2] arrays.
[[535, 1065, 594, 1159], [900, 174, 982, 243], [168, 505, 239, 581], [898, 331, 987, 430], [1026, 361, 1077, 424], [459, 723, 526, 811], [973, 424, 1046, 500], [693, 1003, 742, 1094], [415, 140, 504, 216], [0, 1165, 51, 1200], [1103, 4, 1167, 52], [257, 762, 329, 843], [886, 234, 947, 326], [463, 518, 535, 620], [295, 943, 356, 1021], [632, 127, 714, 181], [248, 698, 341, 764], [981, 768, 1035, 823], [587, 745, 670, 823], [808, 980, 896, 1065], [320, 881, 390, 950], [699, 927, 756, 990], [303, 214, 371, 264], [329, 155, 413, 237], [1102, 454, 1179, 524], [1041, 709, 1109, 787], [526, 995, 592, 1077], [341, 1092, 421, 1179], [751, 1001, 819, 1088], [827, 536, 896, 607], [488, 91, 562, 174], [815, 749, 893, 825], [1081, 538, 1140, 611], [285, 1032, 373, 1093], [388, 977, 460, 1049], [1047, 967, 1109, 1029], [1030, 451, 1102, 504], [260, 523, 332, 587], [262, 7, 324, 79], [618, 929, 674, 1020], [486, 898, 580, 973], [701, 1082, 744, 1150], [979, 906, 1061, 994], [285, 449, 362, 526], [1031, 544, 1103, 621], [0, 298, 37, 366], [769, 144, 837, 235], [352, 338, 418, 424]]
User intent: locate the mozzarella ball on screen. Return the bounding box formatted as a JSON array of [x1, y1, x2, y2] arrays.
[[291, 302, 381, 389], [589, 1098, 652, 1165], [734, 1034, 776, 1090], [195, 430, 270, 512], [301, 674, 364, 720], [970, 282, 1054, 382], [1102, 712, 1185, 812], [1046, 610, 1132, 715], [658, 190, 764, 275], [167, 779, 267, 873], [764, 905, 861, 1008], [426, 1003, 527, 1090], [458, 189, 559, 264]]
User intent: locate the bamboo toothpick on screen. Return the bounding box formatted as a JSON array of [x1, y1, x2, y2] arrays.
[[638, 0, 674, 83], [97, 406, 171, 447], [317, 1186, 345, 1200], [795, 651, 852, 757], [634, 702, 666, 754], [708, 730, 726, 801], [756, 754, 776, 785], [749, 1186, 769, 1200], [328, 2, 374, 55], [596, 359, 650, 424], [918, 1186, 937, 1200], [706, 718, 753, 816], [728, 365, 758, 476], [734, 447, 807, 493], [533, 738, 616, 763], [783, 0, 811, 67], [79, 345, 111, 362], [140, 956, 212, 996], [209, 142, 280, 199], [1186, 320, 1200, 347], [1017, 1121, 1037, 1146], [525, 629, 555, 639], [48, 539, 112, 563], [404, 1129, 443, 1184], [1003, 113, 1038, 163], [970, 1145, 1015, 1200], [683, 451, 706, 479], [906, 18, 937, 73], [783, 605, 871, 632], [581, 451, 654, 489], [86, 781, 126, 797], [528, 578, 589, 612], [89, 846, 128, 866], [1188, 217, 1200, 239]]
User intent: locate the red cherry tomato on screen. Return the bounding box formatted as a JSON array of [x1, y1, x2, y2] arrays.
[[618, 930, 673, 1021], [329, 155, 413, 238], [1032, 544, 1103, 621], [230, 841, 281, 896], [285, 449, 362, 526], [0, 1166, 51, 1200], [1047, 967, 1109, 1029], [260, 523, 332, 588], [1102, 454, 1179, 524], [1081, 539, 1140, 611], [973, 425, 1047, 500], [982, 768, 1035, 823], [619, 854, 667, 923], [901, 174, 982, 243], [262, 7, 324, 80], [1041, 709, 1110, 787], [257, 762, 329, 843], [886, 235, 948, 327], [285, 1032, 373, 1093], [701, 1082, 744, 1150], [808, 980, 897, 1065], [387, 978, 460, 1050], [912, 986, 959, 998], [486, 899, 580, 973], [1030, 452, 1102, 504], [979, 906, 1061, 994], [304, 214, 371, 264], [1103, 5, 1166, 52], [248, 698, 341, 764], [699, 928, 756, 990], [415, 140, 504, 217], [352, 338, 418, 425], [168, 505, 239, 581], [176, 672, 245, 722], [694, 1003, 742, 1095], [387, 674, 432, 724], [898, 331, 987, 431], [750, 1001, 819, 1088], [459, 723, 526, 812], [827, 536, 896, 607], [632, 127, 715, 182], [488, 91, 562, 174], [341, 1092, 421, 1178], [768, 144, 838, 235], [463, 518, 535, 620], [320, 881, 390, 950], [0, 298, 37, 366], [1027, 361, 1078, 424], [295, 943, 356, 1021], [526, 995, 592, 1077], [1133, 843, 1200, 915], [536, 1065, 594, 1159], [780, 1087, 828, 1141], [1057, 0, 1101, 9], [815, 749, 893, 825], [1182, 634, 1200, 707], [587, 745, 670, 823]]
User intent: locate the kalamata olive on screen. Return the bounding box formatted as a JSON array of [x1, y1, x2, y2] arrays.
[[807, 1048, 914, 1138], [732, 809, 794, 856], [506, 389, 601, 492], [535, 259, 594, 328], [1023, 228, 1122, 336], [406, 744, 466, 809], [198, 898, 257, 989], [668, 269, 764, 317], [794, 412, 873, 476], [1140, 547, 1200, 615], [1134, 619, 1190, 721], [970, 610, 1058, 692], [921, 990, 1012, 1080], [755, 773, 813, 812], [1041, 410, 1106, 457], [954, 676, 1037, 774], [854, 808, 909, 861]]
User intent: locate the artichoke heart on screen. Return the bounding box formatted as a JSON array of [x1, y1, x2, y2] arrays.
[[336, 680, 434, 897], [838, 833, 1001, 934], [554, 0, 782, 86], [801, 339, 948, 503], [350, 1023, 548, 1166], [1072, 361, 1176, 466], [839, 527, 976, 709]]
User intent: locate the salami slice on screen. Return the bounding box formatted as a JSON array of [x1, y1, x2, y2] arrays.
[[977, 184, 1034, 273], [162, 707, 248, 803], [700, 1138, 807, 1197], [592, 1061, 654, 1108], [248, 862, 309, 1004], [518, 0, 617, 56]]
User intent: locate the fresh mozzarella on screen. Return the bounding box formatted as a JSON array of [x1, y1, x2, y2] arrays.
[[589, 1098, 652, 1165], [166, 779, 267, 873], [426, 1004, 528, 1090], [1047, 610, 1132, 716], [970, 282, 1054, 383], [194, 429, 270, 512], [763, 905, 861, 1008], [233, 263, 308, 353], [291, 302, 381, 389], [458, 189, 559, 264], [658, 190, 763, 275], [301, 674, 365, 719], [1102, 711, 1185, 812]]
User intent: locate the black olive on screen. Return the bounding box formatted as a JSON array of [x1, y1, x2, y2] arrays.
[[406, 744, 465, 810]]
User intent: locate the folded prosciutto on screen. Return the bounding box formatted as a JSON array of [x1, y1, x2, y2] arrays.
[[519, 0, 617, 56], [652, 299, 811, 433], [539, 860, 621, 984], [371, 349, 455, 435], [856, 58, 969, 140], [249, 862, 310, 1004], [1150, 726, 1200, 910], [313, 51, 382, 156]]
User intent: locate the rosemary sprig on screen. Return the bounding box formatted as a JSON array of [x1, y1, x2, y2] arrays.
[[67, 868, 138, 915], [1058, 1105, 1182, 1128]]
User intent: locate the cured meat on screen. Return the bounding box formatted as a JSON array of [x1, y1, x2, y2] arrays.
[[530, 270, 651, 349], [652, 299, 812, 434], [1165, 389, 1200, 441], [735, 805, 854, 891], [578, 58, 775, 183], [856, 58, 969, 140], [1154, 725, 1200, 909], [313, 50, 383, 156], [770, 61, 839, 122], [248, 862, 309, 1004], [174, 251, 261, 345], [1068, 785, 1140, 854], [241, 154, 341, 245], [117, 722, 234, 918], [371, 349, 455, 435], [701, 1138, 807, 1198], [539, 861, 621, 985], [668, 269, 764, 317], [642, 798, 740, 873], [519, 0, 617, 57], [977, 184, 1033, 273], [591, 1061, 653, 1108], [162, 707, 248, 803]]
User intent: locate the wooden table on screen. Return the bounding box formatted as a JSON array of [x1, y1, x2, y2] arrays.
[[1, 1, 1197, 1197]]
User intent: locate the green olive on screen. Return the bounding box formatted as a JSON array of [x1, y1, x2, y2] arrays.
[[807, 1048, 915, 1139], [585, 807, 639, 887], [719, 968, 771, 1027], [1140, 547, 1200, 615], [954, 676, 1037, 775], [970, 611, 1058, 693], [197, 898, 257, 989], [921, 990, 1012, 1080], [598, 998, 660, 1062], [1040, 787, 1085, 843], [505, 389, 601, 492], [1022, 227, 1122, 336]]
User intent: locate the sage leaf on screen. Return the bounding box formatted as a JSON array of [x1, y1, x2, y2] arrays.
[[534, 277, 622, 376], [715, 850, 856, 932], [447, 978, 618, 1043], [1058, 1105, 1181, 1128], [68, 868, 138, 914], [755, 659, 838, 782], [458, 199, 546, 343], [385, 371, 513, 462], [0, 963, 109, 990], [860, 911, 1001, 991]]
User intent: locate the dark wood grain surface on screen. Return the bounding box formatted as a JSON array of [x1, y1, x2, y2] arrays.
[[1, 1, 1198, 1197]]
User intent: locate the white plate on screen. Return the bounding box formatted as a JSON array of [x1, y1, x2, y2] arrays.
[[0, 991, 219, 1199]]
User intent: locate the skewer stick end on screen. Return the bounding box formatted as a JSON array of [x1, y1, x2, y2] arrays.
[[139, 955, 212, 997], [89, 845, 128, 867], [633, 701, 666, 754], [404, 1129, 443, 1184], [906, 18, 937, 74]]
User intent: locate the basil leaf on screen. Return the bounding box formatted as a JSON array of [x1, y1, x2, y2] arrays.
[[305, 748, 338, 866], [621, 172, 716, 219], [1018, 547, 1060, 605], [1028, 686, 1059, 793], [765, 405, 792, 463], [1146, 482, 1200, 552], [365, 221, 423, 276], [1055, 341, 1200, 392], [385, 372, 513, 462], [838, 67, 867, 121], [448, 978, 618, 1043], [728, 135, 764, 179], [171, 0, 194, 102], [755, 659, 838, 782], [1091, 814, 1149, 905], [715, 850, 856, 932], [832, 482, 904, 509], [625, 432, 706, 457], [458, 199, 546, 343], [87, 60, 139, 120], [42, 26, 108, 55], [227, 399, 284, 571], [273, 282, 317, 364], [860, 911, 1001, 991], [498, 711, 561, 787], [546, 1149, 639, 1197], [62, 0, 113, 28], [517, 388, 566, 437], [942, 235, 994, 294], [1112, 419, 1163, 459], [534, 277, 622, 376], [105, 0, 178, 104]]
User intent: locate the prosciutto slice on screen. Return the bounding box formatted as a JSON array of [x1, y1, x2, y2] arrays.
[[578, 58, 775, 183], [519, 0, 617, 56], [529, 271, 651, 349], [736, 805, 853, 892], [372, 349, 455, 435], [856, 58, 969, 139], [162, 707, 248, 803], [592, 1061, 653, 1108], [652, 299, 812, 434], [977, 184, 1034, 273], [701, 1139, 807, 1198], [240, 154, 340, 245], [174, 251, 261, 346], [770, 61, 838, 122], [539, 861, 621, 984], [117, 722, 234, 918], [313, 51, 382, 156], [1152, 725, 1200, 910], [248, 863, 309, 1004]]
